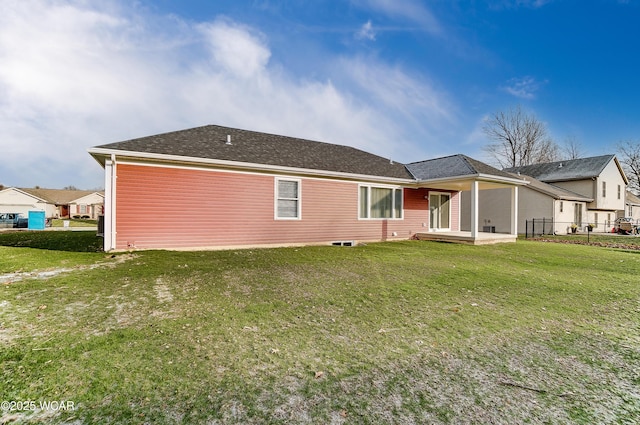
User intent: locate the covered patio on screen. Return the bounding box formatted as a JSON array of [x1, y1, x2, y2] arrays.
[[415, 231, 517, 245], [407, 155, 526, 245]]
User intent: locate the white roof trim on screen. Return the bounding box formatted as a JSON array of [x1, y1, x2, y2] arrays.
[[88, 147, 528, 189], [88, 147, 416, 185], [408, 173, 528, 187], [0, 187, 48, 203]]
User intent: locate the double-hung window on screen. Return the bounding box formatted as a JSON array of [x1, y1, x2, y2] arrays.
[[275, 178, 301, 219], [359, 186, 403, 219]]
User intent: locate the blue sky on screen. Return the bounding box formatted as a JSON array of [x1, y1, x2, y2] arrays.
[[1, 0, 639, 189]]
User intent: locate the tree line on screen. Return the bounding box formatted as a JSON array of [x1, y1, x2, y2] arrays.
[[483, 104, 640, 195]]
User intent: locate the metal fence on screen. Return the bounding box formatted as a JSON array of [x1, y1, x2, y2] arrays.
[[525, 218, 554, 238], [524, 219, 617, 238]]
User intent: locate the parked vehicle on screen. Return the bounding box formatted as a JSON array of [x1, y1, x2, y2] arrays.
[[614, 217, 639, 235], [0, 213, 28, 228], [16, 215, 28, 228]]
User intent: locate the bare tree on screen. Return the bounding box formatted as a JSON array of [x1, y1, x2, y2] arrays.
[[561, 135, 586, 160], [617, 140, 640, 195], [483, 105, 559, 168]]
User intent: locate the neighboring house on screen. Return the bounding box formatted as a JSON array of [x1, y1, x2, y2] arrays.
[[0, 187, 104, 219], [461, 174, 593, 235], [67, 191, 105, 219], [88, 125, 525, 251], [503, 155, 628, 233], [625, 190, 640, 223], [0, 187, 55, 217]]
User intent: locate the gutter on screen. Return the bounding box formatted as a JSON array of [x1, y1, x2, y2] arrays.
[[87, 148, 416, 186], [87, 149, 529, 188], [407, 173, 528, 187]]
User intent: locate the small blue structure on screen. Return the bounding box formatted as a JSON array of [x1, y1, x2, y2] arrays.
[[28, 210, 46, 230]]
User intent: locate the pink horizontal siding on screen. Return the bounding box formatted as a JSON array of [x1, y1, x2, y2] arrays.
[[114, 163, 435, 250], [450, 191, 460, 231]]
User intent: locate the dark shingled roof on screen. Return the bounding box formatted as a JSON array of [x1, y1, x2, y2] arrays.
[[93, 125, 413, 180], [503, 155, 616, 182], [509, 174, 593, 202], [406, 154, 517, 181]]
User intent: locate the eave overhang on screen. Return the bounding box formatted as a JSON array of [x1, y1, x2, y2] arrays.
[[87, 148, 416, 186], [407, 173, 528, 191]]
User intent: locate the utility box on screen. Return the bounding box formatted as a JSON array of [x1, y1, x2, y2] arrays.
[[97, 215, 104, 236], [28, 210, 46, 230]]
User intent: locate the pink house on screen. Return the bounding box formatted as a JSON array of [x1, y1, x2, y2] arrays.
[[88, 125, 524, 251]]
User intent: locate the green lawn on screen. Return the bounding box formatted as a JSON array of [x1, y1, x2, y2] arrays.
[[1, 233, 639, 424], [50, 218, 98, 228]]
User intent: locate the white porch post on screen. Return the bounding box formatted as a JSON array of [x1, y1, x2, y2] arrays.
[[470, 180, 479, 238], [510, 186, 518, 236], [103, 156, 116, 252]]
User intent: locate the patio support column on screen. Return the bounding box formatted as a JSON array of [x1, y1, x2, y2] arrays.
[[104, 155, 117, 252], [470, 180, 479, 238], [511, 186, 518, 236]]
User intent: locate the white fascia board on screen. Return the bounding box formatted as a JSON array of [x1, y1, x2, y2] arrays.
[[68, 192, 105, 204], [557, 195, 594, 202], [613, 157, 630, 185], [6, 187, 49, 203], [476, 173, 529, 185], [86, 148, 416, 185], [410, 173, 529, 188]]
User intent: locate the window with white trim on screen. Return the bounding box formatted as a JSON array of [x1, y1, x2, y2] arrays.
[[359, 186, 403, 219], [275, 178, 301, 219]]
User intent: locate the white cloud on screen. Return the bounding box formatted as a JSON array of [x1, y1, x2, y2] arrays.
[[342, 58, 453, 125], [335, 57, 456, 159], [356, 20, 376, 41], [502, 76, 546, 99], [355, 0, 442, 35], [0, 0, 457, 189], [198, 18, 271, 78]]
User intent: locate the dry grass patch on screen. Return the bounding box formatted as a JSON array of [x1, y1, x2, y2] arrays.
[[1, 239, 639, 423]]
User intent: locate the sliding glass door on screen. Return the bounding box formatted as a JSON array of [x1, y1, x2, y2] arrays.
[[429, 192, 451, 231]]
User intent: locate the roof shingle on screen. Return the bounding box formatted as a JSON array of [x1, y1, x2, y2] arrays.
[[503, 155, 616, 182], [406, 154, 517, 181], [93, 125, 414, 180], [509, 174, 593, 201]]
